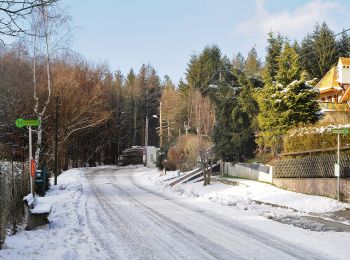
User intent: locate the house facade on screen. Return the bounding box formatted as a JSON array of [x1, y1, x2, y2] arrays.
[[315, 57, 350, 114]]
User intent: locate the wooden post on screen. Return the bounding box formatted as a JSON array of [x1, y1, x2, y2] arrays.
[[54, 96, 59, 185]]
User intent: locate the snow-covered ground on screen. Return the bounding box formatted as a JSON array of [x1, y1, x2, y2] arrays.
[[0, 168, 103, 260], [1, 166, 350, 260], [147, 170, 350, 214]]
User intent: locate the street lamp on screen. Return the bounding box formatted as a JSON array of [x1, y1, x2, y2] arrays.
[[144, 113, 159, 167]]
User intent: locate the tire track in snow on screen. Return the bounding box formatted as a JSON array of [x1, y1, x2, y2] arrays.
[[128, 173, 326, 260], [87, 177, 155, 259], [108, 176, 241, 260]]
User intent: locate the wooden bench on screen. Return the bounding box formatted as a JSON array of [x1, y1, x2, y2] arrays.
[[23, 194, 52, 230]]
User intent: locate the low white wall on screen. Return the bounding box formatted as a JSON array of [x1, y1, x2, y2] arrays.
[[146, 146, 158, 168], [223, 162, 273, 183]]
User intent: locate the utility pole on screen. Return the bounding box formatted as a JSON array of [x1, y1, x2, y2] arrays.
[[159, 101, 163, 147], [29, 126, 33, 196], [337, 133, 340, 201], [54, 96, 59, 185], [15, 118, 40, 196]]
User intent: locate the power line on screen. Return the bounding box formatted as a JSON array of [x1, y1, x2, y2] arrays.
[[299, 28, 350, 59]]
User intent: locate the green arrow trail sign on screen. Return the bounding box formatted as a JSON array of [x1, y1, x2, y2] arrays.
[[15, 118, 41, 128], [15, 117, 40, 196], [331, 128, 349, 135]]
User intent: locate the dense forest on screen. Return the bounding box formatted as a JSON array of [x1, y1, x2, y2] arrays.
[[1, 0, 349, 170]]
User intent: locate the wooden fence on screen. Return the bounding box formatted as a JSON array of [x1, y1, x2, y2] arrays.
[[274, 154, 350, 178]]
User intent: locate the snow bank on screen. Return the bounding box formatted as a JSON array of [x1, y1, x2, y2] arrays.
[[0, 168, 94, 260], [146, 171, 349, 214]]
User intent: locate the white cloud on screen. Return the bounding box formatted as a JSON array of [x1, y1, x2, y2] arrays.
[[236, 0, 344, 39]]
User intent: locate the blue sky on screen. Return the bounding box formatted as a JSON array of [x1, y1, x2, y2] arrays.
[[63, 0, 350, 84]]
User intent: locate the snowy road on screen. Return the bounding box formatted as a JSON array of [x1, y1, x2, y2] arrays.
[[84, 167, 328, 260]]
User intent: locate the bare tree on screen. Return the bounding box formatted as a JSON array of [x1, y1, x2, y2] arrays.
[[160, 85, 186, 143], [27, 2, 69, 165], [191, 89, 215, 137], [0, 0, 58, 42], [199, 143, 215, 186]]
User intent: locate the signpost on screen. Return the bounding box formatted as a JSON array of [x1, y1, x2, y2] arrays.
[[331, 128, 349, 201], [15, 118, 40, 128], [15, 118, 41, 196]]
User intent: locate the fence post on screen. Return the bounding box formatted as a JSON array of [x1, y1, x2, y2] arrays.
[[270, 166, 274, 184], [0, 165, 2, 250], [11, 159, 16, 235]]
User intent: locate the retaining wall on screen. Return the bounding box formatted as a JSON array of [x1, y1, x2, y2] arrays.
[[273, 178, 350, 203], [223, 162, 273, 183]]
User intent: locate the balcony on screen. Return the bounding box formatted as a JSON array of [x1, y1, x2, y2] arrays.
[[318, 102, 350, 112]]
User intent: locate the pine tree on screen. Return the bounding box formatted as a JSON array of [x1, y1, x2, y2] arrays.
[[263, 32, 284, 83], [300, 23, 338, 80], [186, 45, 222, 93], [212, 85, 238, 161], [232, 52, 245, 72], [313, 23, 337, 79], [256, 78, 320, 154], [337, 30, 350, 57], [258, 35, 320, 154], [244, 47, 261, 79], [300, 33, 314, 79], [276, 42, 301, 85]]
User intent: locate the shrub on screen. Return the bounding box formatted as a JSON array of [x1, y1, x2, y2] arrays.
[[283, 125, 350, 153], [164, 146, 179, 170], [164, 134, 213, 171], [155, 145, 168, 170]]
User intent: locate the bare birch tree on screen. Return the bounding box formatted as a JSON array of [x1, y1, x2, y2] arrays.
[[28, 3, 69, 165], [190, 89, 216, 137], [0, 0, 57, 42]]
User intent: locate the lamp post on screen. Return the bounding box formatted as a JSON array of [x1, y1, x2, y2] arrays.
[[207, 81, 240, 176], [145, 114, 159, 167]]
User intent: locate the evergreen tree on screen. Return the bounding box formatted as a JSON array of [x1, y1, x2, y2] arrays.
[[337, 30, 350, 57], [244, 47, 261, 79], [232, 52, 245, 72], [186, 45, 222, 93], [300, 34, 314, 79], [263, 32, 284, 83], [211, 83, 239, 161], [178, 78, 188, 92], [238, 73, 259, 130], [300, 23, 338, 79], [313, 23, 337, 78], [276, 42, 301, 85], [137, 64, 162, 147], [258, 34, 321, 154], [256, 79, 320, 154], [163, 75, 175, 89], [124, 69, 137, 146]]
